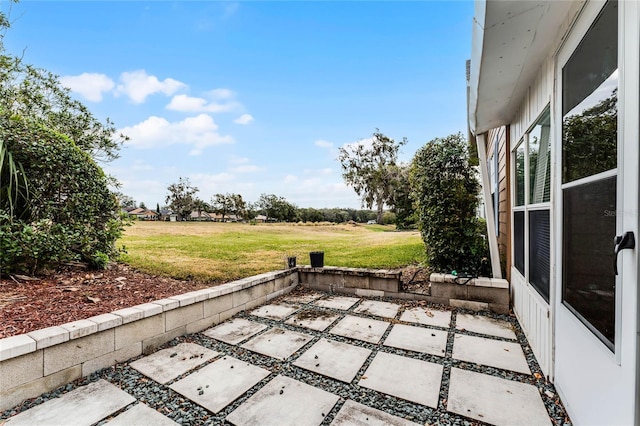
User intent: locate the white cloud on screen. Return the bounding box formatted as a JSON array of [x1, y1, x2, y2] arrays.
[[234, 114, 254, 125], [283, 175, 298, 184], [341, 137, 375, 153], [120, 113, 233, 155], [190, 173, 255, 197], [116, 70, 186, 103], [207, 88, 234, 100], [59, 73, 115, 102], [314, 140, 334, 149], [229, 156, 250, 164], [230, 164, 263, 173], [166, 94, 239, 113]]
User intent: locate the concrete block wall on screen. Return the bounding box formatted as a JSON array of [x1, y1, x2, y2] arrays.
[[429, 273, 510, 314], [298, 266, 401, 296], [0, 269, 298, 411]]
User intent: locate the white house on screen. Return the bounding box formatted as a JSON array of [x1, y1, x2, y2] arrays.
[[468, 1, 638, 424]]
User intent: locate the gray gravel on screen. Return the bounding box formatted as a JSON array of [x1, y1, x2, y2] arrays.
[[1, 289, 572, 425]]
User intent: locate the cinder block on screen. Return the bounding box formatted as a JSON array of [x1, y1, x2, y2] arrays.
[[370, 277, 400, 292], [344, 275, 369, 289], [245, 295, 267, 310], [112, 307, 144, 324], [429, 273, 445, 283], [203, 293, 233, 317], [87, 314, 122, 332], [467, 286, 510, 305], [61, 319, 98, 339], [189, 289, 214, 302], [431, 282, 468, 299], [449, 299, 489, 311], [186, 315, 220, 334], [115, 314, 164, 350], [488, 303, 510, 315], [233, 285, 268, 307], [266, 288, 286, 302], [491, 278, 510, 289], [28, 326, 69, 350], [219, 305, 245, 322], [44, 330, 115, 375], [333, 286, 356, 295], [142, 326, 186, 355], [0, 334, 36, 361], [281, 284, 297, 296], [474, 277, 492, 287], [298, 271, 314, 286], [262, 279, 276, 295], [384, 292, 415, 301], [275, 274, 297, 290], [131, 303, 163, 317], [355, 288, 384, 297], [170, 293, 199, 307], [82, 342, 142, 376], [165, 302, 204, 331], [0, 350, 43, 392], [305, 283, 332, 293], [0, 365, 81, 412], [443, 274, 458, 283], [153, 298, 180, 311]]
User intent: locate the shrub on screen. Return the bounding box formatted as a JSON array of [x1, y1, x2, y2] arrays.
[[410, 133, 489, 275]]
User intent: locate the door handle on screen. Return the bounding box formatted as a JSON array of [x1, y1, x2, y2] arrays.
[[614, 231, 635, 275]]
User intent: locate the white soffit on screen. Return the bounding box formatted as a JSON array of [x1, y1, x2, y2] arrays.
[[469, 1, 581, 134]]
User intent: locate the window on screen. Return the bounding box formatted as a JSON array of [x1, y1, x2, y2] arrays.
[[512, 107, 551, 302]]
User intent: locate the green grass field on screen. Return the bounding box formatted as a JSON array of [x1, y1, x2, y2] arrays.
[[119, 221, 425, 283]]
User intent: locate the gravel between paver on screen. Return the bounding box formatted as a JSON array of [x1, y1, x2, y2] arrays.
[[0, 288, 572, 425]]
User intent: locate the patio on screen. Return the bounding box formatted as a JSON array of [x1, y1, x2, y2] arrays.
[[1, 288, 568, 425]]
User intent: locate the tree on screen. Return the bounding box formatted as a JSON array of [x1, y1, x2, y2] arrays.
[[256, 194, 297, 222], [211, 193, 246, 221], [165, 177, 198, 220], [339, 130, 406, 224], [114, 192, 136, 210], [139, 201, 147, 210], [410, 133, 488, 275], [390, 164, 416, 229], [156, 203, 161, 215]]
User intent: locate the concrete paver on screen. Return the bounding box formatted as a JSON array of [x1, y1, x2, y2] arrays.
[[314, 296, 360, 310], [353, 300, 401, 319], [169, 356, 270, 413], [250, 304, 299, 320], [282, 292, 324, 305], [5, 379, 134, 426], [226, 375, 339, 426], [293, 338, 371, 383], [455, 313, 516, 340], [447, 367, 551, 426], [400, 307, 451, 329], [202, 318, 267, 345], [130, 342, 219, 384], [383, 324, 447, 357], [452, 334, 531, 374], [285, 309, 341, 331], [106, 403, 178, 425], [331, 400, 421, 426], [241, 327, 313, 360], [359, 352, 442, 408], [329, 315, 389, 344]]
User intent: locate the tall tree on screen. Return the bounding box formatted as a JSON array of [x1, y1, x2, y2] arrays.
[[256, 194, 296, 222], [165, 177, 199, 220], [338, 130, 406, 224]]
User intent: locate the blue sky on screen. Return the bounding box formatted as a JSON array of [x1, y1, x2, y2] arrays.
[[3, 1, 473, 209]]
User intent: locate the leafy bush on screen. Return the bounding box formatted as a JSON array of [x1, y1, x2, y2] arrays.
[[0, 114, 126, 274], [410, 133, 489, 275]]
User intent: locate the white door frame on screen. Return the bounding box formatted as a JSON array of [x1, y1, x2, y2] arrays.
[[553, 0, 638, 424]]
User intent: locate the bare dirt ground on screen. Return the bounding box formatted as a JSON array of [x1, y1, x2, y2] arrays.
[[0, 264, 430, 338]]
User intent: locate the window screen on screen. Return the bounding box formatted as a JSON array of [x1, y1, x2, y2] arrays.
[[514, 211, 525, 275], [529, 210, 550, 302]]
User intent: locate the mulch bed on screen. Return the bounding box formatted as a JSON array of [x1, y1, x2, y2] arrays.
[[0, 264, 214, 339]]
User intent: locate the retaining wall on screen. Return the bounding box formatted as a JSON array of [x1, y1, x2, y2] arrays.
[[0, 269, 298, 411]]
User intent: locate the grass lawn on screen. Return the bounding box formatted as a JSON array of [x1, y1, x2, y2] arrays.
[[119, 221, 425, 283]]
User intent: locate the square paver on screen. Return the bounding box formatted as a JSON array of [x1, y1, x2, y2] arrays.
[[455, 313, 516, 339], [331, 400, 421, 426], [169, 356, 270, 414], [400, 307, 451, 329], [447, 368, 551, 425], [130, 342, 219, 384], [359, 352, 442, 408], [293, 338, 371, 383], [314, 296, 360, 310], [353, 300, 401, 319], [452, 334, 531, 374], [282, 292, 324, 304], [106, 403, 178, 425], [383, 324, 447, 357], [203, 318, 267, 345], [241, 327, 313, 360], [5, 379, 135, 426], [329, 315, 389, 344], [285, 309, 341, 331], [250, 304, 300, 320], [226, 375, 339, 426]]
